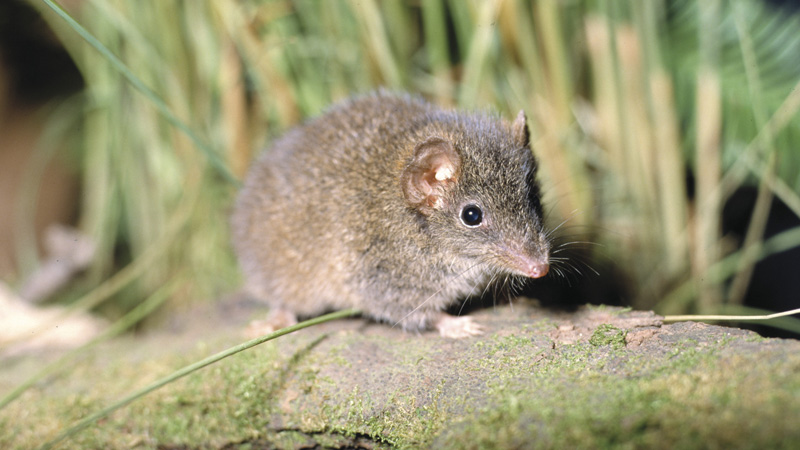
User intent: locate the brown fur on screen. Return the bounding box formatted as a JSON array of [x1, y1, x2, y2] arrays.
[[232, 92, 549, 333]]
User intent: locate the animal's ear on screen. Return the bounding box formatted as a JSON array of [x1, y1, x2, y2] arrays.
[[401, 137, 461, 214], [513, 110, 530, 148]]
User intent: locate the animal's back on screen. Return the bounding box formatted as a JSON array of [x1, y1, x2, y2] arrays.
[[232, 94, 432, 316]]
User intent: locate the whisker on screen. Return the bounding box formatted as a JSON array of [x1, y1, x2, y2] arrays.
[[544, 209, 586, 239], [561, 252, 601, 277], [457, 269, 492, 317], [392, 260, 484, 329], [545, 215, 575, 238], [549, 242, 602, 256]]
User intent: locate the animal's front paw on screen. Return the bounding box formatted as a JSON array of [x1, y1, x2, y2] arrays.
[[433, 313, 484, 339]]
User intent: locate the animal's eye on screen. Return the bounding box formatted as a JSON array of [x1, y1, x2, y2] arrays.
[[460, 204, 483, 227]]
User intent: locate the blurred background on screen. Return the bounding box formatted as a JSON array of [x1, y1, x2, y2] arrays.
[[1, 0, 799, 339]]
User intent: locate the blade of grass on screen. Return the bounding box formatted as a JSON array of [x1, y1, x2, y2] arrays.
[[637, 0, 689, 277], [534, 0, 572, 125], [351, 0, 403, 88], [663, 307, 800, 335], [726, 1, 778, 306], [659, 224, 800, 314], [718, 76, 800, 204], [526, 4, 588, 229], [36, 308, 361, 450], [421, 0, 453, 101], [40, 0, 238, 185], [694, 0, 723, 312], [459, 0, 499, 107]]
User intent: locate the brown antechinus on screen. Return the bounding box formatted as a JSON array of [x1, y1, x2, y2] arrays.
[[232, 93, 550, 338]]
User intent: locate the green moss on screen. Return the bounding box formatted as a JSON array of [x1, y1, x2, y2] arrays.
[[745, 334, 769, 343], [314, 369, 452, 449], [437, 336, 800, 449], [589, 323, 628, 348]]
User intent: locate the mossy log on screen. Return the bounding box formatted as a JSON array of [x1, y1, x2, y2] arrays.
[[2, 299, 798, 449]]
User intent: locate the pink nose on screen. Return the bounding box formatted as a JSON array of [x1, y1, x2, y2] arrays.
[[527, 263, 549, 279]]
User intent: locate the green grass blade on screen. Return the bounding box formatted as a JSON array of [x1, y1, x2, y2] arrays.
[[40, 0, 238, 185], [37, 308, 361, 450]]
